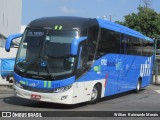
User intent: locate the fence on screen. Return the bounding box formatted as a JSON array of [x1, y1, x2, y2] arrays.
[[152, 37, 160, 85], [153, 57, 160, 85]]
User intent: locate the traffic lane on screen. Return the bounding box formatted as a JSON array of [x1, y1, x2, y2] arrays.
[[1, 85, 160, 111]]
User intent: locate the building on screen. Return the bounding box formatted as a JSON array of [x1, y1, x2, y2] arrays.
[[0, 0, 22, 82], [0, 0, 22, 37], [0, 0, 22, 58], [21, 25, 26, 33]]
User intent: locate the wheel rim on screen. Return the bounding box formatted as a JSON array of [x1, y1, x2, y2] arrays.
[[137, 81, 140, 91], [91, 87, 98, 101]]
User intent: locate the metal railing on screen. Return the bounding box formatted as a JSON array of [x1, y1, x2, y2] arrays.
[[153, 36, 160, 85]]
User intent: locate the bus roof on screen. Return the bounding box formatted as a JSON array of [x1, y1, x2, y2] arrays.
[[28, 16, 98, 31], [28, 16, 153, 42], [97, 18, 152, 41]]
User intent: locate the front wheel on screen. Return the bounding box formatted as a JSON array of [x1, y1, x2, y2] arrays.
[[89, 84, 101, 104]]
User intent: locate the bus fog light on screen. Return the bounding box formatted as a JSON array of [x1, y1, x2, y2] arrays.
[[61, 95, 68, 100]]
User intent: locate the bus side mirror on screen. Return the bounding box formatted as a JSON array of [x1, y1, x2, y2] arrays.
[[71, 37, 87, 55], [5, 34, 22, 52]]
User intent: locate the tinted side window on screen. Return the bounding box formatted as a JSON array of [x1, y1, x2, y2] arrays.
[[96, 29, 120, 58], [126, 36, 142, 56], [87, 26, 99, 61], [142, 40, 153, 56], [77, 42, 89, 69]]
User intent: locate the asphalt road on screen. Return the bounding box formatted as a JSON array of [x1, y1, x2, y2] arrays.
[[0, 85, 159, 111], [0, 85, 160, 120]]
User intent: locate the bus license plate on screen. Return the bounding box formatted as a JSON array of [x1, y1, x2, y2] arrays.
[[31, 94, 41, 100]]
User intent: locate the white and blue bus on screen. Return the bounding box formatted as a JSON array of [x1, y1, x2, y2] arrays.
[[5, 17, 153, 104]]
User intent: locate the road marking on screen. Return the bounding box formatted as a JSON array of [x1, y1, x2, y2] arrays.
[[155, 90, 160, 93]]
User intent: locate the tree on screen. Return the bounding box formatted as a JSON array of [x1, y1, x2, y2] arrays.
[[116, 6, 160, 38]]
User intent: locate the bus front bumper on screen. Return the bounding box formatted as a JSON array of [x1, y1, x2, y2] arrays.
[[13, 84, 74, 104]]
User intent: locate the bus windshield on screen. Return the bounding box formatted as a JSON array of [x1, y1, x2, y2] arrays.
[[15, 29, 78, 80]]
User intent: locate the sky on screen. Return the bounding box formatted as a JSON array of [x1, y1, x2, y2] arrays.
[[22, 0, 160, 25]]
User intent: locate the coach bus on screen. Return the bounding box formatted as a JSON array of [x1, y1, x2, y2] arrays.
[[5, 16, 153, 104]]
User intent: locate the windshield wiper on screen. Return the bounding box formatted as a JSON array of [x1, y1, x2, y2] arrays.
[[40, 58, 55, 80], [46, 66, 55, 80]]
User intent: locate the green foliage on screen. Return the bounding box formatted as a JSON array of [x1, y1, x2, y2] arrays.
[[117, 6, 160, 38]]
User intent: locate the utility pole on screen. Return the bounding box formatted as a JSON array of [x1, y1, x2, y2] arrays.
[[153, 38, 158, 84], [109, 15, 112, 22], [141, 0, 151, 8]]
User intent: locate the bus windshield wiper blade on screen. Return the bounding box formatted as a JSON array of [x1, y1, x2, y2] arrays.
[[40, 58, 55, 80], [42, 65, 55, 80]]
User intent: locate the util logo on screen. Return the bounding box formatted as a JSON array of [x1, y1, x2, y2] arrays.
[[140, 57, 152, 77]]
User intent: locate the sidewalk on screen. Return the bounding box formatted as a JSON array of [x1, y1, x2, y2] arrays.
[[0, 85, 13, 94], [0, 76, 13, 86], [0, 77, 13, 94]]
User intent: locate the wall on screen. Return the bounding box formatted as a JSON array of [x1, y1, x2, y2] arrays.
[[0, 0, 22, 37]]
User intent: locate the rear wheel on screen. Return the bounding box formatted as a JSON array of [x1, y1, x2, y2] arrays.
[[89, 84, 101, 104]]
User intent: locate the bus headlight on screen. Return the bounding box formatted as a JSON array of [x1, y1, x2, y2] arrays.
[[15, 81, 23, 89], [53, 84, 72, 93]]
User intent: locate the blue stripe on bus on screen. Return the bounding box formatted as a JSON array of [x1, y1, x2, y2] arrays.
[[14, 73, 75, 89]]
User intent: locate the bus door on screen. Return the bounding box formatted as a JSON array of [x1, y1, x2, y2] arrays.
[[117, 30, 128, 91]]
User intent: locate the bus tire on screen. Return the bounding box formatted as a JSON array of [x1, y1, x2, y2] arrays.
[[135, 79, 141, 93], [89, 84, 101, 104]]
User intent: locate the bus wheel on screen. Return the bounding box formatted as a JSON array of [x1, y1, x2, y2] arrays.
[[89, 84, 101, 104], [135, 79, 141, 93]]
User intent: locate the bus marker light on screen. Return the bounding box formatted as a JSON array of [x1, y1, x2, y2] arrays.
[[105, 73, 108, 88]]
